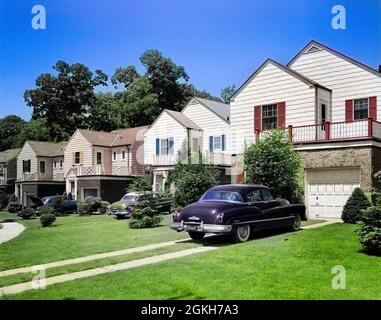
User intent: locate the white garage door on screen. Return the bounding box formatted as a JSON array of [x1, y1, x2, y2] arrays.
[[306, 168, 360, 219]]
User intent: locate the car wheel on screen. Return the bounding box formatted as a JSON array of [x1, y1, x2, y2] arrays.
[[234, 224, 251, 243], [290, 214, 301, 231], [188, 232, 205, 241]]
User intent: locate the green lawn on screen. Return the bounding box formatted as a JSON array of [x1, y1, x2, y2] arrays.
[[0, 212, 188, 271], [5, 223, 381, 300]]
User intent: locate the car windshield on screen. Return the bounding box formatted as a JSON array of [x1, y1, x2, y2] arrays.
[[121, 194, 138, 202], [201, 191, 243, 202]]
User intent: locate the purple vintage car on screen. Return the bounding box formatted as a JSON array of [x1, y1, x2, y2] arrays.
[[171, 184, 306, 242]]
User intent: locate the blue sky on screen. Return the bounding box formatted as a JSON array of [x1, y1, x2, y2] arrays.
[[0, 0, 380, 119]]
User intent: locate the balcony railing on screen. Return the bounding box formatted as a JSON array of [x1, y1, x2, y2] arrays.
[[73, 165, 131, 176], [256, 119, 381, 144], [20, 172, 64, 182], [203, 152, 232, 166], [152, 152, 231, 166]]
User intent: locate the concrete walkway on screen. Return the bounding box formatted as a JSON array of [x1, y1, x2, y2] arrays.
[[0, 237, 193, 277], [302, 219, 342, 230], [0, 222, 25, 245], [0, 246, 217, 297]]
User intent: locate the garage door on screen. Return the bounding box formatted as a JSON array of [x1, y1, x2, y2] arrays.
[[83, 188, 98, 199], [306, 168, 360, 219]]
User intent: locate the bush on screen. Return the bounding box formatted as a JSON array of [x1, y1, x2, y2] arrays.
[[172, 163, 219, 210], [129, 193, 162, 228], [371, 192, 381, 207], [99, 201, 110, 214], [77, 197, 104, 215], [341, 188, 370, 224], [358, 206, 381, 256], [77, 202, 90, 215], [0, 192, 10, 209], [38, 206, 56, 216], [18, 208, 36, 220], [40, 213, 56, 227], [127, 171, 153, 193], [7, 202, 21, 213], [244, 130, 303, 203]]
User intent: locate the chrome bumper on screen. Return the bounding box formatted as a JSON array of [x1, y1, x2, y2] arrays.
[[171, 221, 232, 233]]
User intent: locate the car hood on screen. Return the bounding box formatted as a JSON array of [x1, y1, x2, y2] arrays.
[[110, 200, 137, 208], [177, 201, 242, 223]]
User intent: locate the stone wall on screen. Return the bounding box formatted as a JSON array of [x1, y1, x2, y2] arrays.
[[298, 146, 374, 191]]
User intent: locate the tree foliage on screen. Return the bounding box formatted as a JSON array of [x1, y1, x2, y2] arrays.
[[129, 192, 162, 228], [172, 163, 219, 210], [128, 171, 153, 193], [0, 115, 26, 151], [24, 60, 108, 141], [358, 206, 381, 256], [244, 130, 302, 203], [341, 188, 370, 224], [220, 84, 236, 103]]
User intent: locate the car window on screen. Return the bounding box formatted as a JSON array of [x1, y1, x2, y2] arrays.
[[121, 194, 138, 202], [261, 189, 273, 201], [247, 190, 263, 203], [201, 191, 243, 202]]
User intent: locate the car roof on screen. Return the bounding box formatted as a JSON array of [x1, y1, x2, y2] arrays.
[[206, 184, 269, 200]]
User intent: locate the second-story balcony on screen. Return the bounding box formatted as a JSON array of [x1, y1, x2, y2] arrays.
[[73, 165, 131, 176], [20, 172, 65, 182], [256, 118, 381, 145], [152, 152, 231, 166]]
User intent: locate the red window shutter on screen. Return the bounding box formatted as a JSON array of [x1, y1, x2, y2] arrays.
[[369, 96, 377, 120], [345, 100, 353, 122], [254, 106, 262, 131], [277, 102, 286, 128]]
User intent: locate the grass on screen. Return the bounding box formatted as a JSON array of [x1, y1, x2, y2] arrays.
[[0, 212, 188, 271], [5, 223, 381, 300]]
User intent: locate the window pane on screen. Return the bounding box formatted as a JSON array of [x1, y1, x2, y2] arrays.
[[75, 152, 80, 164], [261, 189, 273, 201], [96, 152, 102, 165], [354, 98, 368, 120], [160, 139, 168, 155], [214, 136, 221, 149], [262, 104, 278, 130]]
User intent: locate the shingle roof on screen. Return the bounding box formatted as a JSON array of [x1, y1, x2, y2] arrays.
[[27, 141, 67, 157], [78, 126, 149, 147], [194, 97, 230, 121], [0, 148, 20, 163], [165, 110, 201, 130]]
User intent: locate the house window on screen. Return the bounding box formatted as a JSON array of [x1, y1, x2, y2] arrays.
[[214, 136, 221, 150], [40, 161, 45, 174], [60, 160, 63, 168], [321, 104, 326, 123], [113, 152, 117, 161], [262, 104, 278, 130], [122, 150, 126, 160], [96, 152, 102, 165], [160, 139, 168, 155], [354, 98, 369, 120], [23, 160, 31, 173], [75, 152, 81, 164], [54, 161, 57, 169]]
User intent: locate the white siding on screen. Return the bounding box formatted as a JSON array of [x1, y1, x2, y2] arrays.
[[64, 130, 92, 177], [182, 102, 230, 154], [17, 142, 37, 180], [144, 111, 187, 165], [230, 62, 316, 154], [289, 48, 381, 122]]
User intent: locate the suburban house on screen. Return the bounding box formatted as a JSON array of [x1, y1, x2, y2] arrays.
[[230, 40, 381, 219], [144, 97, 230, 192], [15, 141, 67, 205], [0, 148, 20, 193], [64, 126, 148, 203]]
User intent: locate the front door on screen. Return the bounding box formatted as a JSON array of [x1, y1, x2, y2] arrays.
[[317, 99, 329, 140]]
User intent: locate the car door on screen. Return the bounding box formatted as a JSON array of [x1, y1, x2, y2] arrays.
[[246, 189, 269, 227], [260, 188, 290, 227]]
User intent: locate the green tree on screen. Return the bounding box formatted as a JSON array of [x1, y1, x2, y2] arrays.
[[88, 93, 118, 131], [111, 66, 140, 89], [129, 192, 162, 228], [24, 61, 108, 141], [0, 115, 26, 151], [220, 84, 236, 103], [172, 163, 219, 209], [128, 171, 153, 193], [342, 188, 370, 224], [14, 118, 50, 146], [244, 130, 302, 203]]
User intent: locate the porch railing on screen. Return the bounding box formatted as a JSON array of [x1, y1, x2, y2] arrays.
[[73, 165, 131, 176], [255, 118, 381, 144]]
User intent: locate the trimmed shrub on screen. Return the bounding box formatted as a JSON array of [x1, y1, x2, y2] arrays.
[[358, 206, 381, 256], [129, 193, 162, 228], [99, 201, 110, 214], [7, 202, 21, 213], [38, 206, 56, 216], [341, 188, 370, 224], [371, 192, 381, 207], [40, 213, 56, 227], [77, 202, 90, 215], [0, 192, 10, 209], [18, 208, 36, 220]]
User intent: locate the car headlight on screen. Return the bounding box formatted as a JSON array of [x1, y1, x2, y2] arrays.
[[216, 212, 224, 224], [172, 211, 181, 222]]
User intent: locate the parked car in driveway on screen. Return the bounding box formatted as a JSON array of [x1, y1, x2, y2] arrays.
[[171, 184, 306, 242], [110, 192, 172, 219], [31, 195, 78, 215]]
